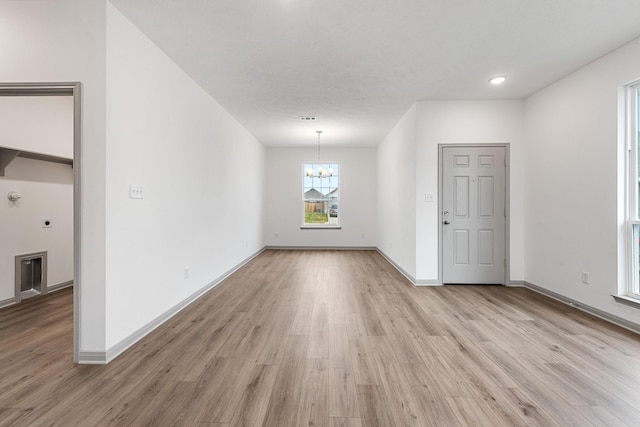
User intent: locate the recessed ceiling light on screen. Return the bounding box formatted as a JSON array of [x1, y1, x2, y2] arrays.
[[489, 76, 507, 85]]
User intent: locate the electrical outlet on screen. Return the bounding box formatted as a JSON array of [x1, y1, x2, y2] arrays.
[[184, 268, 189, 279], [275, 232, 279, 238], [581, 272, 589, 285], [361, 233, 365, 239], [245, 240, 249, 247]]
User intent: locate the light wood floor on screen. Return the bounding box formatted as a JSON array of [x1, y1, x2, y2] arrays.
[[2, 250, 640, 426]]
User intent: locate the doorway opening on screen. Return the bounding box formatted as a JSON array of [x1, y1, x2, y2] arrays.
[[0, 82, 81, 362]]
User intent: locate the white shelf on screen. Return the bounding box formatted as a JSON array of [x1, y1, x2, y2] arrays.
[[0, 146, 72, 176]]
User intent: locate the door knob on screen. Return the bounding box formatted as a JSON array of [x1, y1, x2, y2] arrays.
[[443, 220, 450, 225]]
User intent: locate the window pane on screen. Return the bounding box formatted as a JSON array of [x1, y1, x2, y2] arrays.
[[634, 223, 640, 295], [637, 90, 640, 218], [302, 162, 339, 225]]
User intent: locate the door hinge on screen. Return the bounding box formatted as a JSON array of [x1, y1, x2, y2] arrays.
[[504, 157, 507, 167], [504, 207, 507, 218]]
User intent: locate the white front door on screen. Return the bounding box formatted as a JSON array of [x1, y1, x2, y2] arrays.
[[441, 146, 507, 284]]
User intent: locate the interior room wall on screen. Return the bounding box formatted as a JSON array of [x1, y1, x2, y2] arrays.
[[0, 0, 107, 354], [415, 100, 526, 283], [105, 3, 266, 353], [0, 159, 73, 303], [525, 37, 640, 325], [265, 146, 377, 248], [0, 96, 74, 158], [376, 105, 417, 279], [0, 97, 74, 303]]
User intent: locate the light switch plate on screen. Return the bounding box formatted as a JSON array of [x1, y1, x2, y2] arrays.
[[129, 185, 144, 199]]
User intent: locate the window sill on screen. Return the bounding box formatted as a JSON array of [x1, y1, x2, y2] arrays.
[[612, 294, 640, 309], [300, 226, 342, 230]]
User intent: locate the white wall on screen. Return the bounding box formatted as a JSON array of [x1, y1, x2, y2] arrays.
[[0, 96, 74, 158], [105, 4, 265, 350], [525, 38, 640, 324], [377, 105, 417, 278], [0, 158, 73, 301], [415, 100, 525, 283], [0, 0, 107, 354], [265, 147, 377, 248]]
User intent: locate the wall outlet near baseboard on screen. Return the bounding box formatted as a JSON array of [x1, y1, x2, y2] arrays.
[[581, 272, 589, 285], [184, 267, 189, 279]]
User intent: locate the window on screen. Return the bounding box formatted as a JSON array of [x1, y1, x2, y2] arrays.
[[302, 162, 339, 227], [626, 81, 640, 298]]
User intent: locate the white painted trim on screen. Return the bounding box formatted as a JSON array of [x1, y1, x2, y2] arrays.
[[0, 296, 15, 309], [506, 280, 525, 287], [414, 280, 443, 287], [0, 82, 82, 363], [525, 281, 640, 335], [78, 248, 266, 365], [266, 246, 376, 251], [48, 280, 73, 292], [0, 280, 73, 310], [299, 226, 343, 230], [376, 248, 415, 283], [612, 294, 640, 309], [76, 351, 107, 364]]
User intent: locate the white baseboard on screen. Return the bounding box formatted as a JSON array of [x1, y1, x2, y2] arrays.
[[76, 351, 107, 364], [0, 279, 74, 310], [507, 280, 525, 287], [78, 248, 265, 365], [376, 249, 442, 287], [0, 296, 15, 309], [48, 280, 73, 292], [524, 281, 640, 335], [265, 246, 377, 251]]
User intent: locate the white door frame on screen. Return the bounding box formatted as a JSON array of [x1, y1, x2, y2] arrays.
[[0, 82, 82, 362], [438, 143, 510, 285]]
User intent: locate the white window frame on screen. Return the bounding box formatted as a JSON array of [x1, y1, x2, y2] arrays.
[[301, 161, 341, 229], [625, 80, 640, 300]]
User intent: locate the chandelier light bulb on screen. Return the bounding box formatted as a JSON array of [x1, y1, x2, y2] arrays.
[[321, 170, 327, 177], [328, 168, 333, 176], [317, 166, 323, 174], [306, 168, 313, 177]]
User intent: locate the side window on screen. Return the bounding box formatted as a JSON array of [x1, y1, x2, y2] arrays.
[[627, 82, 640, 297]]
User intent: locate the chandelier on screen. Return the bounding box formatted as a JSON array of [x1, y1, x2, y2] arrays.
[[305, 130, 333, 178]]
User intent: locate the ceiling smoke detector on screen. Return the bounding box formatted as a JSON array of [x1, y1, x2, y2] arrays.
[[299, 116, 317, 121]]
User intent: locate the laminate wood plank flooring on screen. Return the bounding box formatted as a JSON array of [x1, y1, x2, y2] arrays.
[[2, 249, 640, 425]]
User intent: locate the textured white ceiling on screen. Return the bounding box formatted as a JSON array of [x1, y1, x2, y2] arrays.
[[109, 0, 640, 147]]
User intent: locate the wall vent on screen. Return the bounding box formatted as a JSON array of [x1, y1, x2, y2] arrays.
[[15, 251, 47, 303]]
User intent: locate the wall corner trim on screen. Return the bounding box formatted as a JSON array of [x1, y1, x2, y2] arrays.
[[525, 281, 640, 335], [91, 248, 266, 365]]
